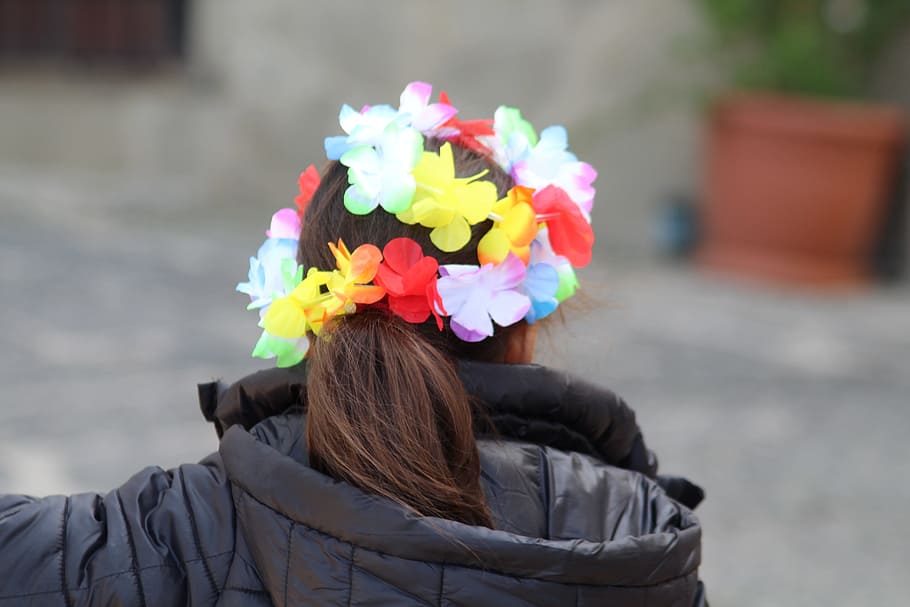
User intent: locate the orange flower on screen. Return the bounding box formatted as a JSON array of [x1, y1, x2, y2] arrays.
[[323, 239, 386, 317]]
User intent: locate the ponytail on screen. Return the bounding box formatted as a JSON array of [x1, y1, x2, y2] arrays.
[[306, 308, 493, 528]]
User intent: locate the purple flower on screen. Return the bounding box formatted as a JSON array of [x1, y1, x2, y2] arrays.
[[437, 254, 530, 342]]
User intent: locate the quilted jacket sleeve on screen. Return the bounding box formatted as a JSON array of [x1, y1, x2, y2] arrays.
[[0, 453, 235, 606]]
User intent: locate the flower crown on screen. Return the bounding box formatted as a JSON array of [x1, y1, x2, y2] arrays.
[[238, 82, 597, 367]]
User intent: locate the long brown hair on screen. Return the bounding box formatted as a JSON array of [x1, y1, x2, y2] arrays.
[[300, 139, 514, 528]]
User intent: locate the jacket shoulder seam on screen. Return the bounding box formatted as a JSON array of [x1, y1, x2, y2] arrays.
[[537, 446, 551, 540], [179, 470, 220, 597], [284, 521, 295, 607], [222, 586, 270, 597], [437, 563, 445, 606], [347, 544, 355, 607], [115, 490, 148, 607], [59, 496, 74, 607]]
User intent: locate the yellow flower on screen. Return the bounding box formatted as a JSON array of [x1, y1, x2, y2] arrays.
[[262, 267, 331, 338], [396, 142, 498, 252], [477, 186, 538, 265]]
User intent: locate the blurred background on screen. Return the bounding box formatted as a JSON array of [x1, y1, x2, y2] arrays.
[[1, 1, 909, 604]]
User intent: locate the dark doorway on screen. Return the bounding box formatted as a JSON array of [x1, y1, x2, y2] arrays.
[[0, 0, 189, 66]]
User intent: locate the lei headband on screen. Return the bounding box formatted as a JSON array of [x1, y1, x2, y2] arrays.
[[238, 82, 597, 367]]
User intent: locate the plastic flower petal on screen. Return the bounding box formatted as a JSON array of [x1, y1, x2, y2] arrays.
[[252, 331, 309, 368], [438, 91, 495, 155], [325, 82, 456, 160], [396, 142, 498, 252], [266, 208, 301, 240], [521, 260, 560, 324], [480, 106, 537, 173], [512, 126, 597, 220], [495, 106, 538, 147], [374, 238, 442, 325], [262, 267, 331, 338], [477, 186, 537, 265], [437, 254, 531, 342], [341, 123, 423, 216], [532, 185, 595, 268], [324, 103, 401, 160], [531, 226, 579, 302], [237, 236, 300, 311], [398, 81, 458, 135], [295, 165, 321, 218], [322, 240, 386, 317]]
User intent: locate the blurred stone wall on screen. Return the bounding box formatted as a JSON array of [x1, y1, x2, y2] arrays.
[[1, 0, 907, 266], [0, 0, 703, 261]]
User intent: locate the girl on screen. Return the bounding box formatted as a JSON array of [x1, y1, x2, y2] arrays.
[[0, 83, 705, 606]]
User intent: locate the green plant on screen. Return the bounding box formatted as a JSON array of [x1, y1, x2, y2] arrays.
[[695, 0, 910, 97]]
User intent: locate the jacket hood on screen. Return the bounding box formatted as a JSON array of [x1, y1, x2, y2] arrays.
[[220, 416, 702, 603], [199, 361, 704, 508], [208, 362, 704, 605]]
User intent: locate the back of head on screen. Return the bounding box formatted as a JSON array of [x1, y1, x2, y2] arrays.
[[236, 83, 596, 527], [298, 139, 517, 361]]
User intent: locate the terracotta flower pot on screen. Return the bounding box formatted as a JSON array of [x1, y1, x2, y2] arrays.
[[698, 93, 907, 287]]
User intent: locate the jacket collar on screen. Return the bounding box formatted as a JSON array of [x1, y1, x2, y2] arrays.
[[199, 361, 657, 477]]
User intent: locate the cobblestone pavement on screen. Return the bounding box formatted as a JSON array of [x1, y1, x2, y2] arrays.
[[2, 184, 909, 606]]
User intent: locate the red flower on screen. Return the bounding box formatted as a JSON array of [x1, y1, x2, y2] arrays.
[[295, 165, 321, 218], [532, 185, 594, 267], [439, 91, 495, 156], [374, 238, 444, 328]]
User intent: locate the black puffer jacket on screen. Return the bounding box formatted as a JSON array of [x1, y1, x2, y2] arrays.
[[0, 362, 706, 606]]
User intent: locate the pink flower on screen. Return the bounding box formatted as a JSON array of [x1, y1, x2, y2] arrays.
[[398, 81, 458, 136], [265, 208, 301, 240]]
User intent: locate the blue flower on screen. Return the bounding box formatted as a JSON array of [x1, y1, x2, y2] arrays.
[[236, 237, 300, 314], [520, 245, 560, 324]]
